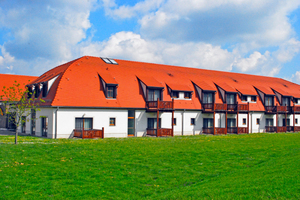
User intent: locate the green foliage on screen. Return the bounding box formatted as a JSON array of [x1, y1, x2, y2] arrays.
[[0, 133, 299, 199], [0, 81, 44, 144]]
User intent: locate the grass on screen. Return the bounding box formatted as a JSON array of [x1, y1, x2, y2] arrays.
[[0, 133, 300, 199]]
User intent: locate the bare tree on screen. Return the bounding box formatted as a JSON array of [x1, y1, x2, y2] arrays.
[[0, 81, 43, 144]]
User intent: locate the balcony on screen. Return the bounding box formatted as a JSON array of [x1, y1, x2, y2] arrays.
[[265, 106, 287, 113], [202, 127, 226, 134], [214, 103, 227, 111], [289, 106, 300, 113], [146, 128, 173, 137], [73, 128, 104, 139], [146, 100, 174, 111], [287, 126, 294, 132], [227, 127, 248, 134], [277, 126, 287, 133]]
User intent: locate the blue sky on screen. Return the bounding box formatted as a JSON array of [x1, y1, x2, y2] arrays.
[[0, 0, 300, 83]]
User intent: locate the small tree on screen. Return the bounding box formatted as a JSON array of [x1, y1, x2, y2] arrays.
[[0, 81, 43, 144]]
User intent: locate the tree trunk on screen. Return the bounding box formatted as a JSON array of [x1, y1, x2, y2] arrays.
[[15, 128, 18, 145]]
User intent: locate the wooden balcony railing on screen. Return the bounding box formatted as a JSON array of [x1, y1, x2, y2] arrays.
[[227, 104, 237, 111], [203, 103, 214, 110], [265, 106, 277, 113], [289, 106, 300, 113], [214, 103, 227, 111], [238, 104, 249, 112], [294, 127, 300, 132], [277, 126, 287, 133], [265, 126, 276, 132], [227, 127, 248, 134], [202, 127, 214, 134], [215, 128, 226, 135], [146, 100, 174, 111], [277, 106, 287, 113], [146, 128, 173, 137], [73, 128, 104, 139], [286, 126, 294, 132]]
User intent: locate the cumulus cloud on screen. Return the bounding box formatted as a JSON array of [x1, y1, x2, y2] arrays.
[[80, 31, 235, 71], [0, 0, 96, 61]]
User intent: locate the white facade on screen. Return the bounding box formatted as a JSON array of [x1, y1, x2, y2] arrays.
[[19, 107, 300, 138]]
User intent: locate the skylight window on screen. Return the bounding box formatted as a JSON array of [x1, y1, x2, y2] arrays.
[[101, 57, 118, 65]]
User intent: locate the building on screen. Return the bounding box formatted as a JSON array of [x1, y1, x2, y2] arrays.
[[18, 56, 300, 138], [0, 74, 38, 130]]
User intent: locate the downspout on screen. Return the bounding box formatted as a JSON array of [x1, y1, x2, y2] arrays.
[[182, 109, 185, 136], [55, 107, 59, 139]]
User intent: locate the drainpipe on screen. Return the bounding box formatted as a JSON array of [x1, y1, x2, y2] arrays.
[[182, 109, 185, 136], [55, 107, 59, 139]]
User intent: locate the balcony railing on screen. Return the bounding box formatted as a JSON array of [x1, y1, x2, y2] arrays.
[[202, 127, 214, 134], [295, 127, 300, 132], [73, 128, 104, 139], [227, 127, 248, 134], [146, 100, 173, 111], [227, 104, 237, 111], [265, 126, 276, 132], [214, 103, 227, 111], [287, 126, 294, 132], [203, 103, 214, 110], [277, 106, 287, 113], [202, 127, 226, 134], [277, 126, 287, 133], [215, 128, 226, 134], [146, 128, 173, 137], [265, 106, 277, 113], [238, 104, 249, 112]]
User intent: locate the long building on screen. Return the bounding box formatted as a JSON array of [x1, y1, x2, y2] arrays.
[[17, 56, 300, 138]]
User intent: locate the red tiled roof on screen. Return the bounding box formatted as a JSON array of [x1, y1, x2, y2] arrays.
[[99, 73, 118, 84], [27, 56, 300, 111], [254, 85, 274, 95], [0, 74, 38, 101]]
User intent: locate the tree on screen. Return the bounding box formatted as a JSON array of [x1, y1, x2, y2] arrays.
[[0, 81, 43, 144]]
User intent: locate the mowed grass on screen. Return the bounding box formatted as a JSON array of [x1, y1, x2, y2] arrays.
[[0, 133, 300, 199]]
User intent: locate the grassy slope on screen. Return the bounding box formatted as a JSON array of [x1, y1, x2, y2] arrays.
[[0, 133, 300, 199]]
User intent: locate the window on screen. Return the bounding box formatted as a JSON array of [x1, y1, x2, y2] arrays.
[[243, 118, 246, 125], [266, 118, 274, 126], [226, 93, 236, 104], [241, 95, 247, 101], [75, 118, 93, 130], [227, 118, 236, 127], [35, 85, 40, 98], [173, 118, 177, 125], [101, 57, 118, 64], [265, 96, 273, 106], [282, 119, 290, 126], [42, 82, 48, 98], [41, 117, 48, 137], [251, 96, 257, 102], [128, 110, 135, 136], [191, 118, 195, 125], [31, 109, 36, 135], [203, 118, 213, 128], [296, 119, 298, 124], [107, 86, 116, 98], [256, 118, 260, 125], [282, 97, 290, 106], [109, 118, 116, 126], [147, 118, 161, 129], [148, 89, 161, 101], [203, 93, 213, 103], [184, 92, 192, 99], [172, 91, 179, 98], [27, 86, 33, 98]]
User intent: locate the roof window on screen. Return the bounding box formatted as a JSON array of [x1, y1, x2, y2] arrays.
[[101, 57, 118, 65]]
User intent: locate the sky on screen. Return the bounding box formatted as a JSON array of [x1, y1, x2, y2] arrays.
[[0, 0, 300, 83]]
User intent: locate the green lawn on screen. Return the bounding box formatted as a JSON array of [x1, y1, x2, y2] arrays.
[[0, 133, 300, 199]]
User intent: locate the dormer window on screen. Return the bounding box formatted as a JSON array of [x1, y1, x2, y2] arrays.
[[251, 96, 256, 102], [226, 93, 236, 104], [27, 86, 33, 98], [241, 95, 247, 101], [282, 97, 290, 106], [148, 88, 162, 101], [99, 74, 118, 99], [42, 82, 48, 98], [184, 92, 192, 99], [35, 84, 40, 98], [107, 86, 116, 98], [172, 91, 179, 98], [203, 92, 213, 103], [265, 96, 273, 106]]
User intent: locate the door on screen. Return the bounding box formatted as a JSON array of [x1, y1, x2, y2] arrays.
[[128, 110, 135, 137]]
